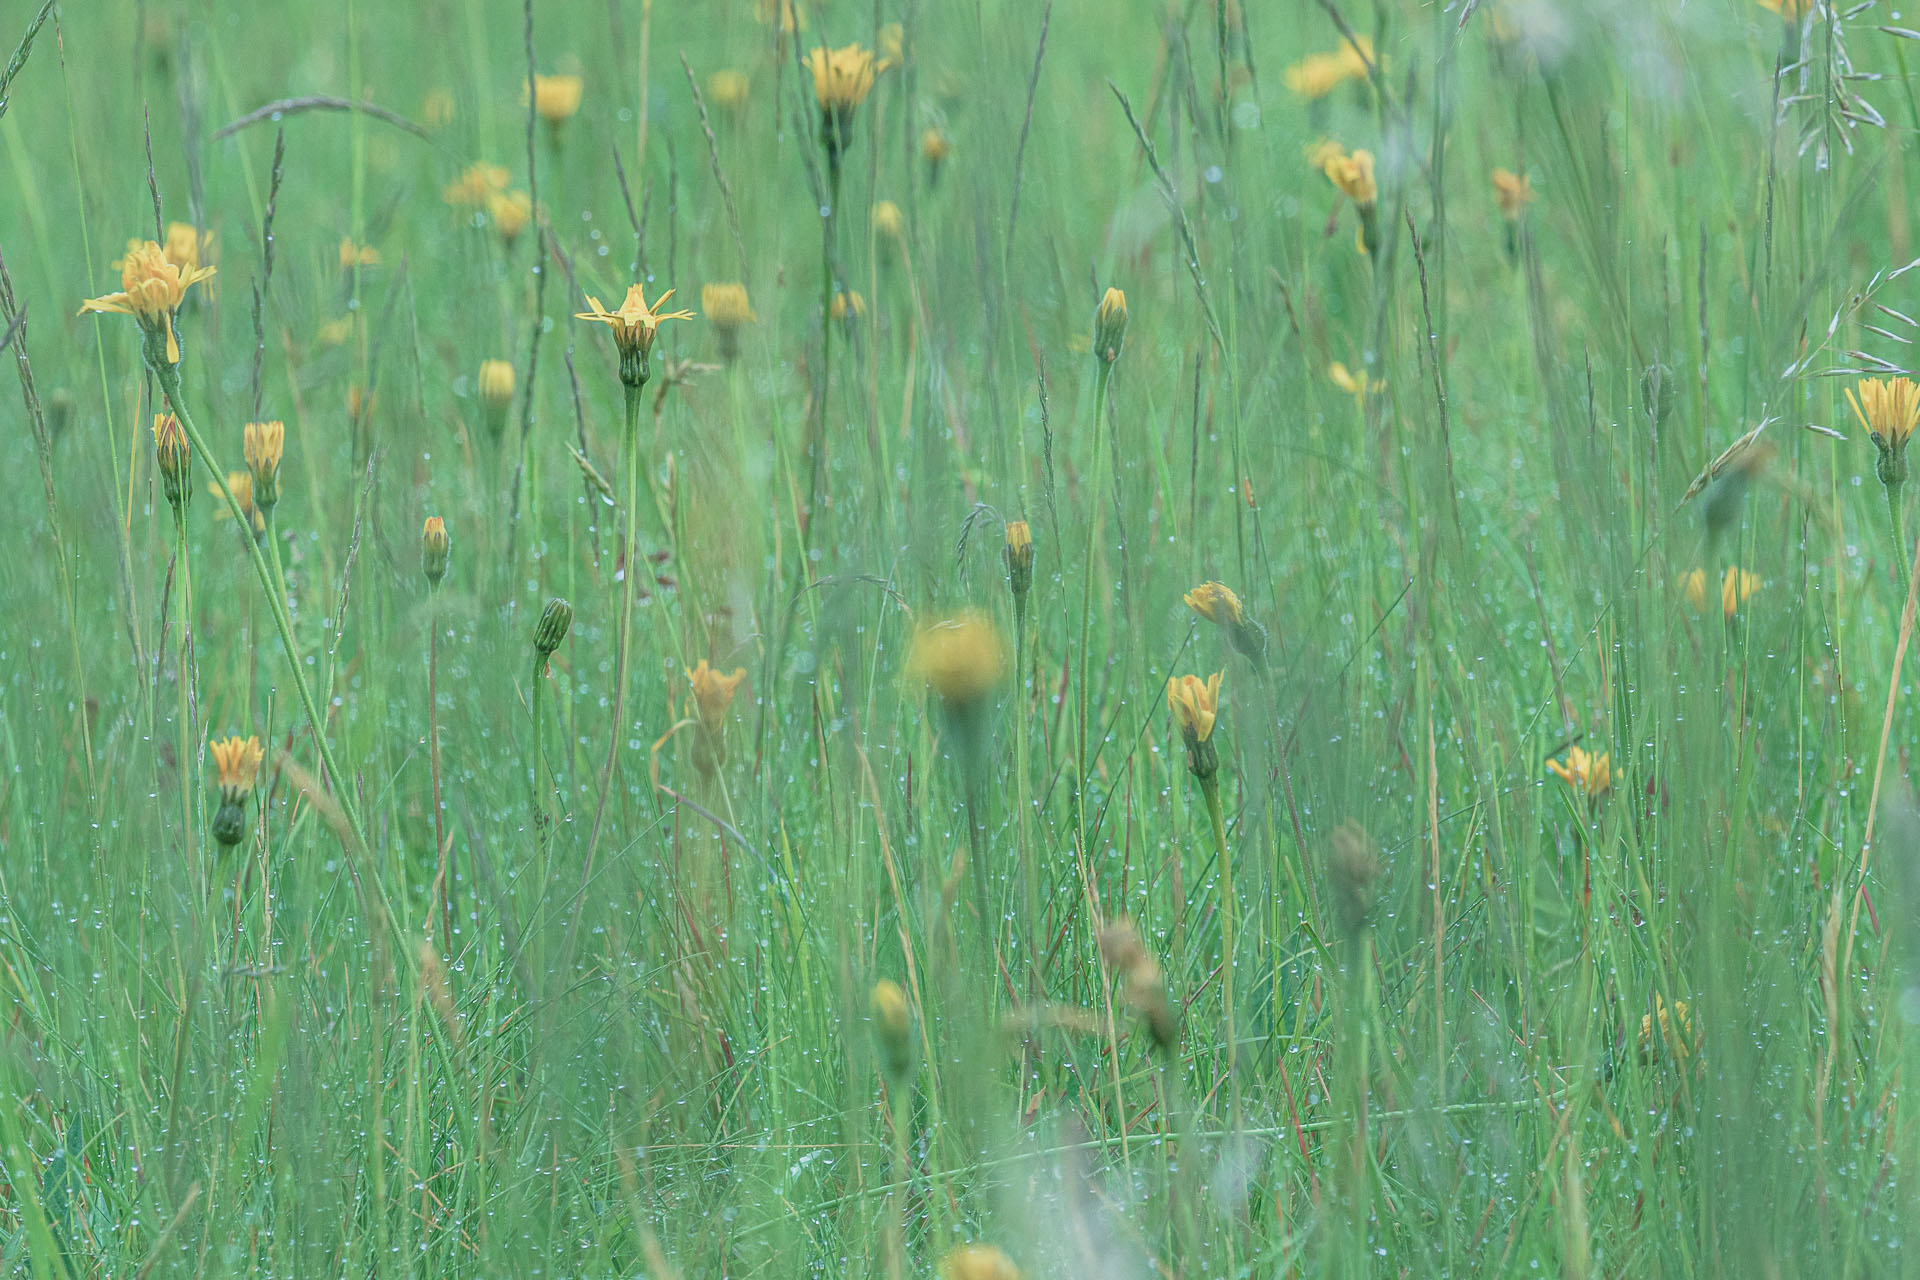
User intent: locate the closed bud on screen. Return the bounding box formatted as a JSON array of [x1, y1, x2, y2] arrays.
[[1093, 287, 1127, 365], [479, 359, 515, 441], [153, 413, 192, 514], [533, 597, 573, 664], [243, 420, 284, 514], [869, 980, 915, 1081], [1004, 520, 1033, 599], [422, 516, 450, 587]]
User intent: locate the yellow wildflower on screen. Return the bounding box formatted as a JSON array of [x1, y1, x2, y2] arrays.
[[909, 610, 1007, 706], [1491, 168, 1535, 220], [1637, 995, 1699, 1064], [443, 163, 510, 208], [209, 735, 265, 804], [576, 283, 695, 386], [1546, 744, 1610, 799], [1328, 361, 1383, 406], [708, 69, 750, 112], [488, 189, 532, 243], [339, 238, 382, 270], [1166, 671, 1223, 746], [1094, 287, 1128, 364], [243, 420, 284, 512], [1283, 35, 1374, 99], [939, 1245, 1022, 1280], [687, 660, 748, 736], [78, 239, 218, 365], [531, 73, 583, 125], [873, 200, 905, 239], [1847, 376, 1920, 488]]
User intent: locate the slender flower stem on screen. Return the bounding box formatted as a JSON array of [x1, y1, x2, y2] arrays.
[[428, 590, 449, 945], [151, 358, 369, 856], [173, 509, 199, 894], [584, 382, 646, 884], [1887, 482, 1911, 588], [1201, 773, 1242, 1134], [1075, 360, 1113, 809]]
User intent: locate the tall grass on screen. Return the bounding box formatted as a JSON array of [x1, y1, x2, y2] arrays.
[[3, 0, 1920, 1275]]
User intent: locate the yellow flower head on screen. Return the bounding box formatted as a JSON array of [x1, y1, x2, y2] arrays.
[[1283, 35, 1374, 99], [488, 189, 533, 242], [1546, 744, 1610, 799], [687, 659, 748, 735], [209, 734, 265, 802], [243, 420, 285, 510], [1167, 671, 1224, 746], [1637, 995, 1699, 1064], [532, 73, 584, 125], [870, 978, 914, 1078], [873, 199, 905, 239], [1004, 520, 1034, 597], [921, 126, 950, 164], [806, 43, 889, 113], [1184, 581, 1245, 627], [1322, 146, 1377, 205], [212, 470, 265, 532], [909, 610, 1007, 706], [831, 289, 867, 322], [163, 222, 209, 276], [1491, 168, 1535, 220], [1756, 0, 1811, 19], [701, 282, 756, 329], [1846, 376, 1920, 460], [79, 239, 218, 364], [338, 238, 382, 270], [939, 1245, 1022, 1280], [1683, 567, 1760, 618], [755, 0, 803, 34], [478, 359, 516, 409], [576, 283, 695, 384], [443, 162, 509, 208], [1328, 361, 1383, 404], [708, 69, 750, 112]]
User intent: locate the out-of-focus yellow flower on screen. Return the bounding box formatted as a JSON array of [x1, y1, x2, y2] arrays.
[[879, 22, 904, 63], [1283, 35, 1374, 99], [79, 239, 218, 365], [1756, 0, 1811, 19], [808, 43, 887, 112], [687, 660, 748, 735], [873, 199, 904, 239], [869, 979, 914, 1080], [1328, 361, 1383, 406], [211, 470, 265, 532], [422, 88, 456, 129], [909, 610, 1007, 706], [939, 1245, 1022, 1280], [443, 162, 509, 208], [479, 359, 516, 409], [1322, 146, 1377, 205], [317, 317, 354, 347], [708, 69, 750, 112], [1546, 744, 1610, 799], [1683, 567, 1761, 618], [488, 189, 532, 243], [701, 283, 756, 329], [162, 222, 209, 275], [1491, 168, 1535, 220], [921, 126, 949, 165], [338, 238, 381, 270], [755, 0, 803, 34], [1637, 995, 1699, 1064], [531, 73, 583, 125], [831, 290, 867, 322]]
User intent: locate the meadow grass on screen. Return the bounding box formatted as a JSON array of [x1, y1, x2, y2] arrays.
[[4, 0, 1920, 1274]]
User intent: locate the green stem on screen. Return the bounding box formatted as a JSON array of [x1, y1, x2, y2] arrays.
[[1201, 773, 1242, 1137], [429, 593, 449, 944], [1886, 481, 1910, 587], [582, 382, 646, 905], [1075, 360, 1114, 814], [174, 509, 199, 895], [151, 358, 369, 856]]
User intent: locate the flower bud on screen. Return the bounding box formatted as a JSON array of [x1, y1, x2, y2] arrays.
[[1093, 287, 1127, 365], [533, 597, 573, 665], [1004, 521, 1033, 600], [422, 516, 451, 587], [153, 413, 192, 514], [243, 420, 284, 514], [479, 359, 515, 441], [869, 979, 915, 1082]]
